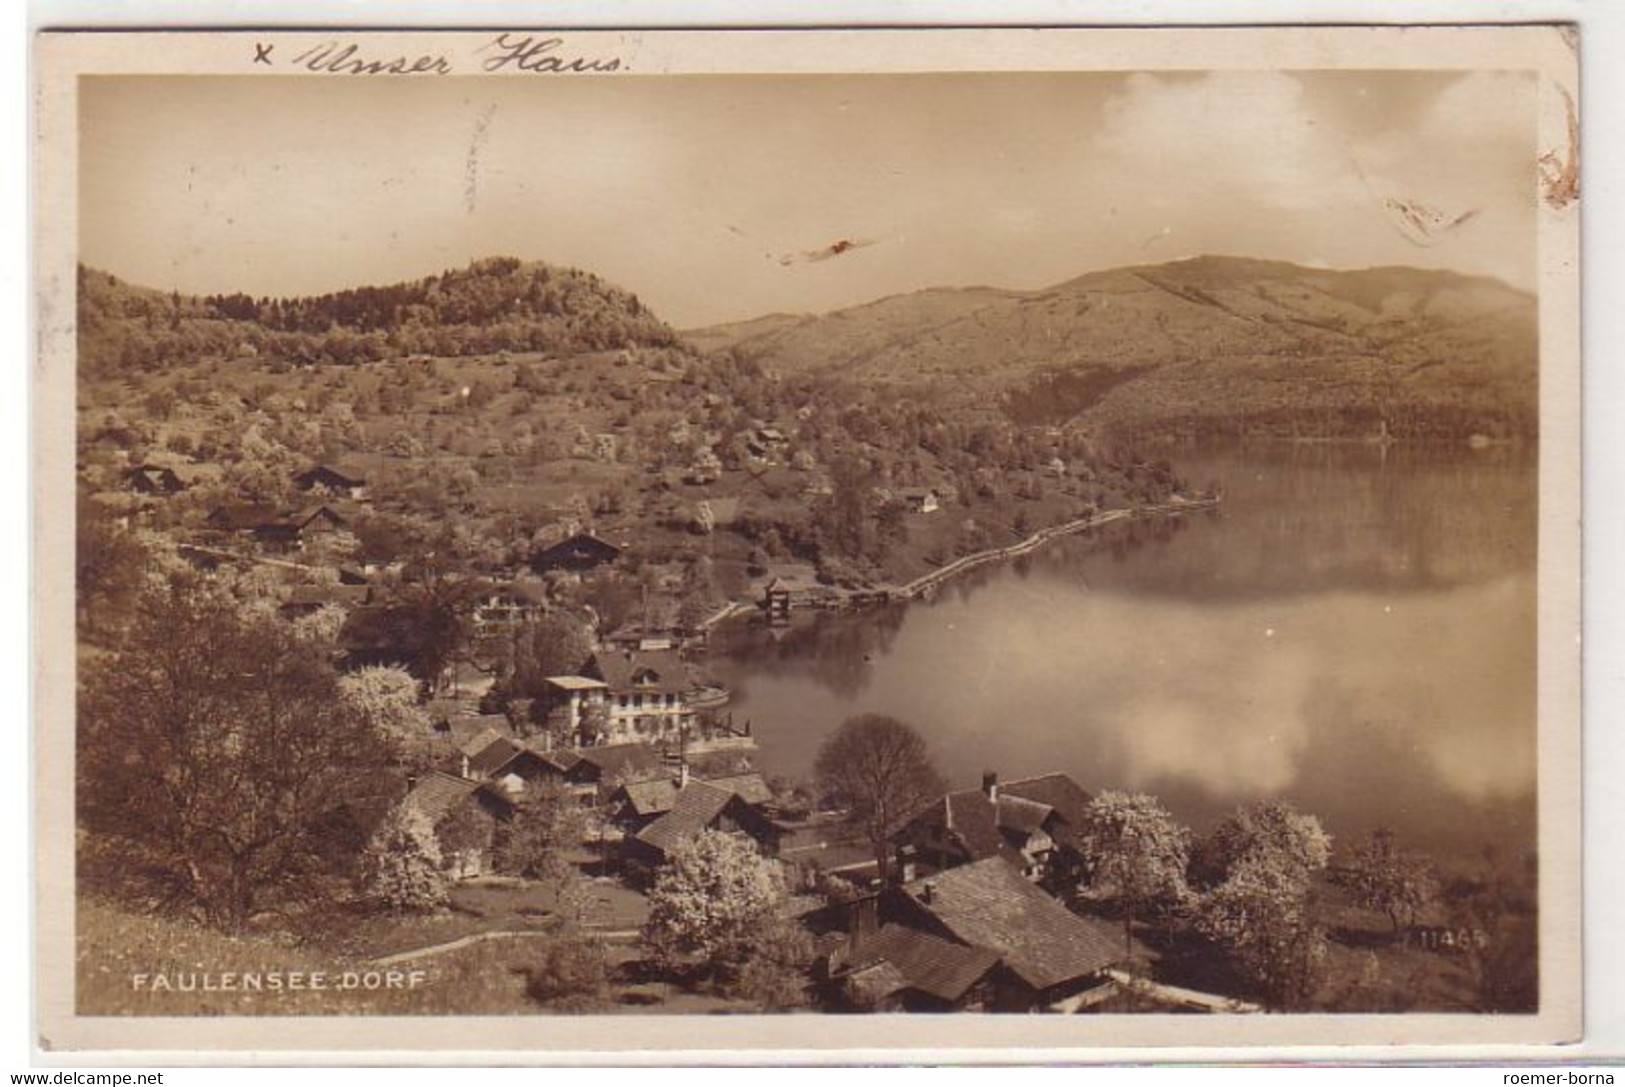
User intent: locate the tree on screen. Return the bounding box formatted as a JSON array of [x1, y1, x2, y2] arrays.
[[1193, 800, 1332, 890], [1078, 791, 1192, 958], [494, 614, 593, 709], [496, 784, 587, 879], [75, 498, 147, 639], [1341, 828, 1441, 936], [1195, 851, 1329, 1010], [642, 830, 800, 993], [361, 804, 450, 912], [1194, 801, 1333, 1009], [338, 665, 429, 741], [813, 714, 945, 884], [78, 577, 399, 931]]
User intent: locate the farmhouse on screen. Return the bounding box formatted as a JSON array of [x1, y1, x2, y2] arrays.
[[470, 581, 548, 633], [811, 857, 1129, 1012], [609, 768, 774, 834], [530, 532, 622, 575], [561, 741, 664, 797], [893, 771, 1092, 887], [399, 771, 516, 881], [295, 463, 368, 501], [125, 463, 187, 495], [622, 779, 783, 878]]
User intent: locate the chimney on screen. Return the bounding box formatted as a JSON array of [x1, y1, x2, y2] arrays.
[[982, 770, 999, 801], [404, 773, 418, 796], [678, 760, 691, 788], [461, 754, 472, 780], [919, 882, 935, 906]]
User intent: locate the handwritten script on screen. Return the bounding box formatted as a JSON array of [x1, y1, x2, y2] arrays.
[[264, 34, 624, 77]]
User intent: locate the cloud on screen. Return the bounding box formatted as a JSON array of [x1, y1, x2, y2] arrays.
[[1093, 71, 1362, 213]]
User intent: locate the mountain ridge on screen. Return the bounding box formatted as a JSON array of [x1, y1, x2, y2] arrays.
[[683, 254, 1537, 440]]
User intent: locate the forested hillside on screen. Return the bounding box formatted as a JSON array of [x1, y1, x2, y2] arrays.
[[689, 256, 1539, 442], [77, 257, 678, 377]]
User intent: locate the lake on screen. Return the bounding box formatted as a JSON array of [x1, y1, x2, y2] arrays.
[[709, 442, 1538, 863]]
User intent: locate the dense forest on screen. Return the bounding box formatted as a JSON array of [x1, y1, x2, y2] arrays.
[[77, 257, 678, 377]]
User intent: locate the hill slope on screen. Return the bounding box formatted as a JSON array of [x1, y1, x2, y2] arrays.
[[687, 255, 1538, 440], [78, 257, 679, 378]]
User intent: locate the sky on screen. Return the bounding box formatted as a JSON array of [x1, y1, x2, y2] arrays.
[[79, 70, 1539, 328]]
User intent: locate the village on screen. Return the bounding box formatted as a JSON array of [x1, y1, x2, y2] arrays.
[[73, 436, 1509, 1018]]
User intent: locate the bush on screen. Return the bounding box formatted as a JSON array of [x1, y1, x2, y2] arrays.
[[524, 933, 611, 1012]]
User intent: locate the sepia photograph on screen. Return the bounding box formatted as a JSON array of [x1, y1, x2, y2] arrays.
[[31, 24, 1583, 1055]]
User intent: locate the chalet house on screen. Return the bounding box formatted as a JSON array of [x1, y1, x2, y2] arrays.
[[560, 741, 664, 800], [470, 581, 548, 633], [899, 487, 941, 514], [812, 857, 1129, 1012], [278, 583, 372, 620], [210, 503, 356, 557], [530, 532, 623, 575], [126, 464, 187, 495], [609, 768, 774, 834], [400, 771, 516, 881], [622, 779, 783, 879], [821, 919, 1002, 1012], [255, 505, 356, 557], [458, 731, 578, 803], [584, 648, 699, 743], [893, 772, 1092, 889], [295, 464, 368, 501]]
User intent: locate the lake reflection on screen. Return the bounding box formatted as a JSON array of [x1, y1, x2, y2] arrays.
[[711, 443, 1537, 860]]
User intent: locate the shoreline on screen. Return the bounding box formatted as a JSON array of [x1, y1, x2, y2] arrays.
[[703, 495, 1220, 630], [895, 497, 1217, 601]]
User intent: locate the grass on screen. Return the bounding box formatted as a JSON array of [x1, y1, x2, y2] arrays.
[[306, 875, 650, 961], [78, 896, 767, 1017]]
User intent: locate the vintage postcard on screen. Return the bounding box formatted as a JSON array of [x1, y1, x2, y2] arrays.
[[32, 25, 1582, 1058]]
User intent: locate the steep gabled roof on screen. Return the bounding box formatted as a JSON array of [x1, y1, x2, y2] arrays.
[[1003, 773, 1092, 829], [621, 777, 681, 818], [901, 858, 1124, 991], [707, 772, 774, 807], [465, 735, 524, 778], [994, 794, 1054, 837], [845, 924, 1001, 1004], [571, 742, 661, 781], [588, 648, 690, 697], [634, 781, 737, 857], [402, 771, 482, 824], [903, 790, 1018, 863]]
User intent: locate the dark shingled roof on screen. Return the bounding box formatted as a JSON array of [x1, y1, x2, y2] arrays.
[[902, 858, 1124, 991], [707, 772, 774, 806], [621, 777, 681, 818], [466, 735, 524, 778], [1002, 773, 1093, 842], [904, 773, 1095, 856], [994, 794, 1054, 836], [622, 772, 771, 821], [906, 790, 1018, 862], [588, 649, 692, 697], [634, 782, 736, 857], [402, 772, 482, 824], [846, 925, 1000, 1004], [572, 742, 662, 781]]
